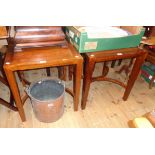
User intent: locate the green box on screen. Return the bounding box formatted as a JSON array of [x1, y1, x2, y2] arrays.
[[141, 65, 154, 76], [65, 26, 145, 53], [141, 65, 155, 86], [141, 74, 155, 86]]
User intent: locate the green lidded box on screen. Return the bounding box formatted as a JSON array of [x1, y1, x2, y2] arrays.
[[65, 26, 145, 53]]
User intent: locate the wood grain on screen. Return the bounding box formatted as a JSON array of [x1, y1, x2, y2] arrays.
[[0, 26, 8, 38]]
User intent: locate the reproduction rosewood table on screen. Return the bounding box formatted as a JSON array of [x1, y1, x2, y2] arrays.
[[3, 43, 83, 122], [81, 47, 147, 109]]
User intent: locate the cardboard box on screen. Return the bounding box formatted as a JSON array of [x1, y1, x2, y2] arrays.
[[141, 65, 155, 86], [65, 26, 145, 53]]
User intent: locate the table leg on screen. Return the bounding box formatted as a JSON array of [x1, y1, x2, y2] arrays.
[[111, 60, 116, 68], [123, 50, 147, 101], [81, 56, 95, 110], [17, 71, 28, 86], [46, 67, 51, 76], [0, 98, 18, 111], [73, 60, 83, 111], [118, 59, 122, 66], [69, 65, 73, 81], [102, 62, 109, 76], [58, 66, 67, 81], [4, 68, 26, 121]]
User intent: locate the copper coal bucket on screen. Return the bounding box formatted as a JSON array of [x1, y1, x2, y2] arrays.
[[26, 78, 65, 123]]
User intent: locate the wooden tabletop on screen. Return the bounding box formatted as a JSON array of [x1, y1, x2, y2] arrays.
[[85, 47, 143, 62], [4, 44, 82, 71]]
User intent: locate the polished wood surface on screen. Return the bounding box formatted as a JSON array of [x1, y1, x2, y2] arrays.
[[0, 26, 8, 38], [15, 31, 65, 43], [14, 26, 67, 49], [15, 26, 62, 32], [3, 43, 83, 122], [13, 26, 68, 82], [4, 45, 82, 70], [15, 40, 68, 50], [81, 47, 147, 110]]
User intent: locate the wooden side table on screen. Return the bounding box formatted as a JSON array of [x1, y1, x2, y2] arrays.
[[3, 44, 83, 122], [81, 47, 147, 109]]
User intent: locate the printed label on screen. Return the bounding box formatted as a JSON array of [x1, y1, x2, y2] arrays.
[[84, 42, 97, 50]]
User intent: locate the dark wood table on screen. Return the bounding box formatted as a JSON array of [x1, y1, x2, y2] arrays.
[[3, 44, 83, 122], [81, 47, 147, 109]]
